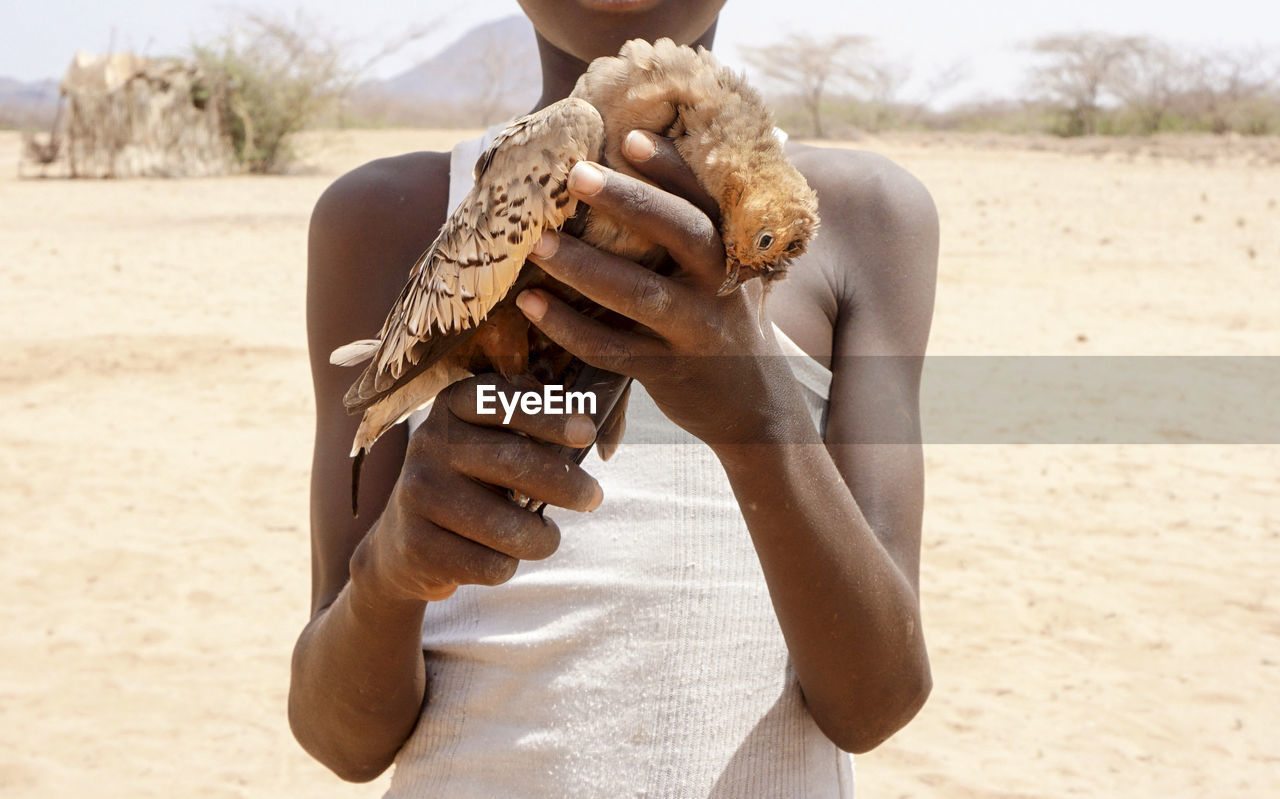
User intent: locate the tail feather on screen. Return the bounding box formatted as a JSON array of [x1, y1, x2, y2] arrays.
[[329, 339, 381, 367], [348, 362, 470, 516], [351, 449, 365, 517], [348, 362, 467, 458]]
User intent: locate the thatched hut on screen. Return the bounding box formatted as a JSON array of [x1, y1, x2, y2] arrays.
[[56, 51, 235, 178]]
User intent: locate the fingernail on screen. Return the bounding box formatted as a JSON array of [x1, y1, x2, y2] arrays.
[[585, 481, 604, 512], [569, 161, 605, 196], [515, 290, 547, 321], [531, 230, 558, 258], [566, 415, 596, 447], [624, 130, 656, 161]]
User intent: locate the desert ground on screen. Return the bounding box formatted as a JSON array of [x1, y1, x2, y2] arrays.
[[1, 128, 1276, 798]]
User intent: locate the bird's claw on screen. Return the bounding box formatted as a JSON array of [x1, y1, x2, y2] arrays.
[[716, 265, 745, 296]]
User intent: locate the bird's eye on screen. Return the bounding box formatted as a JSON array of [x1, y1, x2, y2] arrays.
[[755, 232, 774, 250], [785, 240, 803, 253]]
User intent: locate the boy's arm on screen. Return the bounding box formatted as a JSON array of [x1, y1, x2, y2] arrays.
[[289, 154, 600, 780], [519, 142, 937, 752], [718, 148, 939, 751]]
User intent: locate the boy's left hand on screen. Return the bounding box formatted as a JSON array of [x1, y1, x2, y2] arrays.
[[520, 133, 807, 448]]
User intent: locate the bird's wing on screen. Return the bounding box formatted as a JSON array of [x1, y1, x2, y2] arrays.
[[337, 98, 605, 411]]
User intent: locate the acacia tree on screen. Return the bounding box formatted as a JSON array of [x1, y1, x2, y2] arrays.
[[745, 33, 873, 137], [1185, 47, 1279, 133], [1107, 36, 1194, 133], [1026, 32, 1136, 135]]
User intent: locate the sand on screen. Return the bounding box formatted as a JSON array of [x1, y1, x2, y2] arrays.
[[0, 128, 1276, 798]]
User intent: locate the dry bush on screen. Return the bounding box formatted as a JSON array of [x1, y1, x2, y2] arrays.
[[1181, 48, 1280, 134], [192, 12, 347, 173], [1024, 32, 1136, 136], [749, 34, 972, 137], [192, 10, 433, 172], [1024, 32, 1279, 137], [1106, 37, 1193, 134]]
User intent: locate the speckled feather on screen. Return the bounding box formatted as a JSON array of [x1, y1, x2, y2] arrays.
[[343, 99, 604, 414]]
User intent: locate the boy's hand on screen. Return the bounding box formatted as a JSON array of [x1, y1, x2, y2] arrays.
[[353, 374, 603, 603], [520, 132, 810, 448]]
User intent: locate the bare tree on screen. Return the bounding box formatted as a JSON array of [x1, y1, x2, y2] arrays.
[[1184, 47, 1279, 133], [1106, 37, 1194, 133], [886, 59, 972, 129], [1026, 32, 1136, 135], [862, 55, 911, 130], [745, 33, 873, 137], [921, 60, 972, 107]]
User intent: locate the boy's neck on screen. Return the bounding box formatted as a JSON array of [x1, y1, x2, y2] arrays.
[[531, 23, 719, 112], [531, 33, 591, 111]]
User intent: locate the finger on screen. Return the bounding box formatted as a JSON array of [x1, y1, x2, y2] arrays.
[[407, 475, 561, 561], [621, 130, 720, 224], [528, 230, 687, 333], [567, 161, 724, 284], [515, 287, 661, 379], [397, 517, 519, 591], [444, 374, 597, 448], [429, 533, 518, 588], [595, 382, 630, 461], [436, 418, 604, 512]]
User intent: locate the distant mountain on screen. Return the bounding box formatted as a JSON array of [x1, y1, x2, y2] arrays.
[[0, 77, 60, 128], [351, 15, 541, 126]]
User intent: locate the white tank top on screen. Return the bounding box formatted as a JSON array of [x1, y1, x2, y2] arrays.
[[387, 130, 851, 798]]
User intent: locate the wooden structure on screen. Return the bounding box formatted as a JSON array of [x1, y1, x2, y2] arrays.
[[44, 51, 235, 178]]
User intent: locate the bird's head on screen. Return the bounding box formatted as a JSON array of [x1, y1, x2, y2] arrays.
[[718, 167, 819, 296]]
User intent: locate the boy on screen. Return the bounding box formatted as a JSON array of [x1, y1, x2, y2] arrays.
[[291, 1, 936, 793]]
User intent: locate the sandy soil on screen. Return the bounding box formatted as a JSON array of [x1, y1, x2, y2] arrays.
[[1, 128, 1276, 798]]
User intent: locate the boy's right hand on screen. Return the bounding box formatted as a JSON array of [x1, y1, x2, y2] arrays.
[[350, 374, 603, 604]]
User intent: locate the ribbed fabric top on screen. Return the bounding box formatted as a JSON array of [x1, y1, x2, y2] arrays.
[[386, 131, 851, 798]]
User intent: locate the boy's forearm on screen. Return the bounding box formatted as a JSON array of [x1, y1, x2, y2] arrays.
[[288, 534, 429, 782], [712, 409, 930, 753]]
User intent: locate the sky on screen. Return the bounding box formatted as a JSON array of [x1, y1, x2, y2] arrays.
[[3, 0, 1277, 105]]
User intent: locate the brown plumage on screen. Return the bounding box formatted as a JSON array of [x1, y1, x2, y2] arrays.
[[332, 38, 820, 511]]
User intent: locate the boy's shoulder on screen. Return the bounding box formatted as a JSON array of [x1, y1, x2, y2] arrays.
[[784, 142, 939, 296], [312, 149, 453, 249], [307, 150, 454, 359], [785, 143, 937, 237]]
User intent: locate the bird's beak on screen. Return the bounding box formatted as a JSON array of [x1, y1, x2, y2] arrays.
[[716, 262, 745, 296]]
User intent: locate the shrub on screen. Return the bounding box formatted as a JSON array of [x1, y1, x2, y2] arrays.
[[192, 11, 347, 173]]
